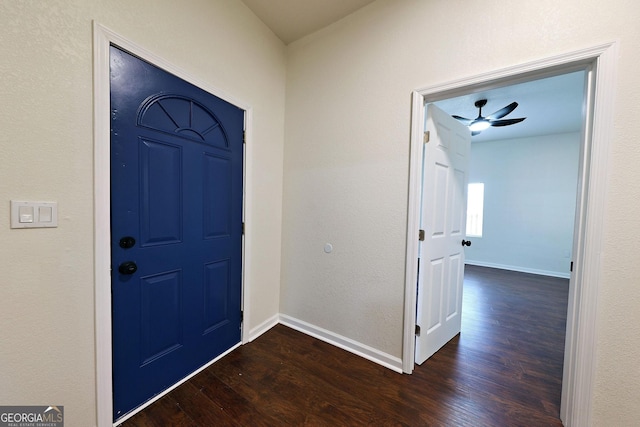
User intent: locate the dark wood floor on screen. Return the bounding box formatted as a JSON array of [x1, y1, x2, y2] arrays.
[[120, 265, 569, 426]]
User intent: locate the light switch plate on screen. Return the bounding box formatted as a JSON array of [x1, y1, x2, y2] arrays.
[[11, 201, 58, 228]]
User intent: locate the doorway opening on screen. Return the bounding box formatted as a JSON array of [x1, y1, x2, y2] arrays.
[[403, 42, 617, 426], [432, 70, 585, 280]]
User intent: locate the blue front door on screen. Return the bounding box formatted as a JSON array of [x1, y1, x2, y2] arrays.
[[110, 46, 244, 420]]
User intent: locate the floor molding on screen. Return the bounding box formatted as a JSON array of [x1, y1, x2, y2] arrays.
[[279, 314, 403, 373], [247, 313, 280, 342]]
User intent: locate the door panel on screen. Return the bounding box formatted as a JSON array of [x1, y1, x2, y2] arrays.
[[203, 154, 232, 238], [140, 271, 183, 365], [447, 254, 462, 319], [110, 46, 244, 420], [415, 104, 471, 365], [139, 139, 183, 245], [203, 259, 231, 333]]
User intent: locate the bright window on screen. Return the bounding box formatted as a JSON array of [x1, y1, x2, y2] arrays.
[[466, 183, 484, 237]]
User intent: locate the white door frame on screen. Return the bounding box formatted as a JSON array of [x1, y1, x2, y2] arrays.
[[93, 23, 254, 426], [403, 42, 617, 427]]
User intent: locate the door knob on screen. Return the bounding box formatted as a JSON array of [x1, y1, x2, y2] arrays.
[[461, 240, 472, 247], [118, 261, 138, 275], [119, 236, 136, 249]]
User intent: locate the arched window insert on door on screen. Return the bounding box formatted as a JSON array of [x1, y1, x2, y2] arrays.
[[137, 94, 230, 148]]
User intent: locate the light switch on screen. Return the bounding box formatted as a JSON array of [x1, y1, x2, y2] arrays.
[[19, 205, 34, 223], [11, 201, 58, 229], [39, 206, 52, 222]]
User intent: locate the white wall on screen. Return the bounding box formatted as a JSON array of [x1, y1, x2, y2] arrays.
[[0, 1, 285, 426], [464, 132, 581, 278], [282, 0, 640, 424]]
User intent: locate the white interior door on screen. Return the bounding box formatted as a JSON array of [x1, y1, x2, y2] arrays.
[[415, 103, 471, 365]]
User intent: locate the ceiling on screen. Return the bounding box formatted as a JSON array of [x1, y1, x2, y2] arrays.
[[240, 0, 376, 45], [434, 71, 587, 143], [240, 1, 586, 142]]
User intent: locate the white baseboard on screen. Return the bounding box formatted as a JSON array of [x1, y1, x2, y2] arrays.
[[465, 260, 570, 279], [247, 313, 280, 342], [279, 314, 403, 373]]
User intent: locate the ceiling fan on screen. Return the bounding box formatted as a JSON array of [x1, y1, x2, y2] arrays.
[[452, 99, 526, 136]]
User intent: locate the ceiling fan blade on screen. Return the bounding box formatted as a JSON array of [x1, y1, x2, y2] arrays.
[[452, 115, 473, 125], [471, 130, 482, 136], [489, 117, 526, 127], [486, 102, 518, 120]]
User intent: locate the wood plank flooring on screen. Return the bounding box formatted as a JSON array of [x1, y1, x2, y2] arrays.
[[119, 265, 569, 426]]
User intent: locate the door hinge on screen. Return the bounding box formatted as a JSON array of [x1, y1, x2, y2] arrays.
[[242, 222, 245, 235], [423, 131, 430, 144], [242, 130, 246, 144], [570, 261, 573, 272], [418, 229, 425, 241], [240, 311, 244, 322], [415, 325, 421, 336]]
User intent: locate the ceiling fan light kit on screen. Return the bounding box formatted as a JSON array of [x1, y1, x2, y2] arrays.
[[469, 119, 490, 132], [453, 99, 526, 136]]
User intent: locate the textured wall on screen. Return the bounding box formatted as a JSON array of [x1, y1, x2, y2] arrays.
[[465, 132, 581, 277], [0, 1, 285, 425], [282, 0, 640, 424]]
